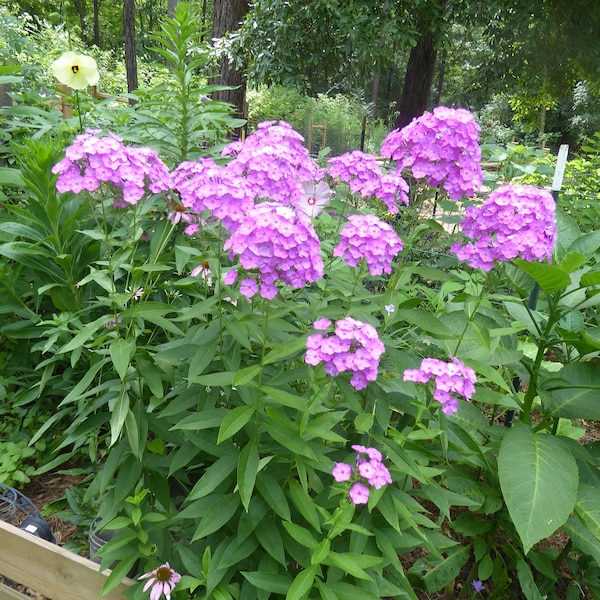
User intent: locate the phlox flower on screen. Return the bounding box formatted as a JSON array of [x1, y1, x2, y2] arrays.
[[332, 445, 392, 505], [305, 317, 385, 390], [332, 462, 353, 482], [223, 202, 323, 299], [348, 483, 370, 505], [52, 131, 171, 204], [450, 184, 556, 271], [333, 214, 403, 276], [328, 150, 408, 213], [223, 120, 323, 206], [381, 106, 482, 201], [138, 562, 181, 600], [403, 356, 477, 415], [51, 51, 99, 90], [171, 159, 254, 232]]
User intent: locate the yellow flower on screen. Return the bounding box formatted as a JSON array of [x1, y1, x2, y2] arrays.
[[51, 51, 99, 90]]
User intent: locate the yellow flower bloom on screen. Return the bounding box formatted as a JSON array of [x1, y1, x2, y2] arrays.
[[51, 51, 99, 90]]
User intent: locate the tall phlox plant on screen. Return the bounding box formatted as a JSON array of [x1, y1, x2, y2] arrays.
[[38, 95, 592, 600], [450, 184, 557, 271], [381, 106, 483, 200], [223, 120, 324, 207], [223, 201, 324, 300], [328, 150, 409, 213], [52, 130, 172, 204], [305, 317, 386, 390], [403, 356, 478, 415], [333, 213, 403, 276]]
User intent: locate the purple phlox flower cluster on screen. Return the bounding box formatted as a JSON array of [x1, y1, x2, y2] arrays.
[[223, 120, 323, 206], [380, 106, 483, 201], [52, 131, 172, 204], [403, 356, 477, 415], [171, 158, 255, 233], [305, 317, 385, 390], [333, 214, 403, 276], [223, 202, 324, 300], [327, 150, 408, 213], [450, 184, 557, 271], [332, 444, 392, 505], [138, 562, 181, 600]]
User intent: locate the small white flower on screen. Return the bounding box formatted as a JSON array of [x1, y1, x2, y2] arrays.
[[384, 304, 395, 315], [51, 51, 99, 90]]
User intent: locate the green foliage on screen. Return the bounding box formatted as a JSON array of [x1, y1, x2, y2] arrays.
[[115, 3, 241, 165]]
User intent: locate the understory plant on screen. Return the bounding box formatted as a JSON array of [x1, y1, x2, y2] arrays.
[[0, 7, 599, 600]]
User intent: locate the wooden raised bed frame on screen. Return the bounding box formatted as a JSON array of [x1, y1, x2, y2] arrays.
[[0, 520, 133, 600]]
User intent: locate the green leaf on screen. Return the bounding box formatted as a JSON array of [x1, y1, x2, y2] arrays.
[[188, 372, 235, 386], [539, 363, 600, 420], [110, 387, 130, 447], [311, 539, 330, 565], [0, 167, 25, 187], [323, 551, 380, 581], [110, 338, 135, 381], [187, 455, 238, 501], [563, 515, 600, 564], [395, 308, 455, 339], [573, 484, 600, 542], [242, 572, 293, 594], [286, 565, 317, 600], [256, 473, 291, 521], [281, 522, 318, 550], [498, 424, 578, 554], [421, 545, 470, 593], [192, 494, 240, 541], [354, 412, 374, 433], [255, 517, 287, 566], [516, 559, 544, 600], [288, 480, 321, 532], [238, 437, 259, 512], [514, 260, 571, 293], [218, 405, 255, 444], [233, 364, 262, 386], [171, 408, 228, 431]]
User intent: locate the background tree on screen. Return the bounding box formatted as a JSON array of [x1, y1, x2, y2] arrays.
[[123, 0, 138, 97], [209, 0, 249, 122]]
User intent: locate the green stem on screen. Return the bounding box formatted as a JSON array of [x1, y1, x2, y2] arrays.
[[519, 295, 560, 422], [254, 300, 271, 423], [452, 271, 487, 356], [74, 90, 83, 134]]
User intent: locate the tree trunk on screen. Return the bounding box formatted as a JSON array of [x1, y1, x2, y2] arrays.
[[93, 0, 100, 47], [394, 28, 438, 130], [168, 0, 178, 18], [74, 0, 87, 44], [210, 0, 250, 124], [123, 0, 138, 101]]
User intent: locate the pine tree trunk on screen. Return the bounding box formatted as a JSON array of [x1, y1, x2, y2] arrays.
[[123, 0, 138, 101], [209, 0, 250, 123]]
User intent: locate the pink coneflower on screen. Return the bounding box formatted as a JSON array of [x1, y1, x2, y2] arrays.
[[138, 562, 181, 600]]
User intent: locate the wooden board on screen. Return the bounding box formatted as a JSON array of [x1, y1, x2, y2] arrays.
[[0, 520, 133, 600]]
